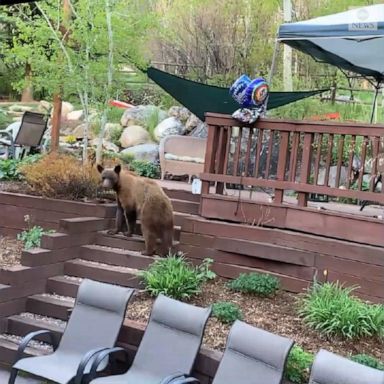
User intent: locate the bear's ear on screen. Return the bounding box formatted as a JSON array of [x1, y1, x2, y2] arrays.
[[97, 164, 104, 174], [114, 164, 122, 174]]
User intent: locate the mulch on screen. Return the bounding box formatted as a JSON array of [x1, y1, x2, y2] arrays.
[[0, 236, 23, 269], [127, 279, 384, 361]]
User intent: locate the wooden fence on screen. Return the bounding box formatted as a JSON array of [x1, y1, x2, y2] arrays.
[[201, 113, 384, 208]]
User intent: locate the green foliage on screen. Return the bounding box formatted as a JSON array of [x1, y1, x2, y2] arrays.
[[140, 254, 216, 300], [299, 282, 384, 339], [130, 160, 160, 179], [0, 154, 45, 181], [0, 159, 21, 180], [285, 346, 314, 384], [17, 215, 54, 250], [228, 273, 280, 297], [109, 125, 123, 147], [350, 354, 384, 370], [212, 301, 243, 324], [106, 107, 124, 124]]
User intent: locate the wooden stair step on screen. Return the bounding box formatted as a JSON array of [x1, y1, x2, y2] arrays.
[[171, 199, 199, 215], [47, 276, 83, 298], [26, 294, 74, 321], [6, 313, 65, 345], [0, 334, 52, 366], [64, 259, 142, 289], [81, 244, 155, 271]]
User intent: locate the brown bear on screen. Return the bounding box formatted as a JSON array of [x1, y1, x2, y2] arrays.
[[97, 164, 174, 256]]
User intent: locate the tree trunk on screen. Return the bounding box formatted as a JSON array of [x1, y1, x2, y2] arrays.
[[21, 63, 34, 102], [50, 94, 62, 153]]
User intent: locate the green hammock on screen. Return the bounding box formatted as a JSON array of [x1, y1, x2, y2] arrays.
[[146, 67, 328, 121]]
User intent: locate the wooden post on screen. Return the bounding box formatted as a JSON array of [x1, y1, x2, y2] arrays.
[[50, 94, 62, 153], [297, 132, 314, 207], [274, 131, 289, 204]]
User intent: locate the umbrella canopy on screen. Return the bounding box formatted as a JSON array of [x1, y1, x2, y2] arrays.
[[278, 4, 384, 82]]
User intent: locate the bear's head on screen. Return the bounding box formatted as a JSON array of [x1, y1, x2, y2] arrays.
[[97, 164, 121, 190]]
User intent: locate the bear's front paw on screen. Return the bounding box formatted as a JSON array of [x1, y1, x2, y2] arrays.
[[107, 229, 118, 235]]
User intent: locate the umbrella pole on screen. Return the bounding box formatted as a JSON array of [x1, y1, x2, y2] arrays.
[[268, 40, 280, 87], [370, 84, 380, 124]]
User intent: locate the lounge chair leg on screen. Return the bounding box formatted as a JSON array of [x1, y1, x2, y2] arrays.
[[8, 368, 18, 384]]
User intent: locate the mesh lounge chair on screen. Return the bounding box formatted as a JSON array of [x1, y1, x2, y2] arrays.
[[309, 349, 384, 384], [9, 279, 134, 384], [175, 320, 294, 384], [88, 294, 212, 384], [0, 111, 48, 160]]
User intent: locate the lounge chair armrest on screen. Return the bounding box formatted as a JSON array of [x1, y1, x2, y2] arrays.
[[87, 346, 128, 383], [73, 347, 111, 384], [15, 330, 54, 364], [159, 373, 186, 384]]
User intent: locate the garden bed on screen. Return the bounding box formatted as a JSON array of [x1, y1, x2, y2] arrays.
[[0, 236, 23, 269], [129, 279, 384, 360]]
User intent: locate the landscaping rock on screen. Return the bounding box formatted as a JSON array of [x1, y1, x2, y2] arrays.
[[190, 122, 208, 138], [121, 143, 159, 163], [121, 105, 167, 127], [154, 117, 184, 141], [90, 138, 119, 153], [61, 101, 75, 119], [120, 125, 150, 148], [168, 106, 190, 123], [185, 114, 202, 132], [8, 104, 33, 113], [67, 110, 84, 121], [72, 123, 95, 139], [37, 100, 52, 114]]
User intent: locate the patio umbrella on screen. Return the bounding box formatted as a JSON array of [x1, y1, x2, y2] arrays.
[[276, 4, 384, 122]]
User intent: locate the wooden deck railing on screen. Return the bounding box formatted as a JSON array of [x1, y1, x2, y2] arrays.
[[201, 113, 384, 207]]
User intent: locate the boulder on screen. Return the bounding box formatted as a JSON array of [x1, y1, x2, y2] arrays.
[[61, 102, 75, 119], [154, 117, 184, 141], [185, 114, 202, 132], [121, 143, 159, 163], [190, 122, 208, 139], [67, 110, 84, 121], [72, 123, 95, 139], [8, 104, 33, 113], [121, 105, 167, 127], [168, 106, 190, 123], [37, 100, 52, 114], [90, 138, 119, 153], [120, 125, 150, 148]]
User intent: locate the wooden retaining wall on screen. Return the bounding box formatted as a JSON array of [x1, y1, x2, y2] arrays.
[[0, 192, 115, 236]]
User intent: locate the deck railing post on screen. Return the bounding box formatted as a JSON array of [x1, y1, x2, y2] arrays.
[[274, 131, 289, 204], [298, 132, 314, 207], [201, 119, 220, 196]]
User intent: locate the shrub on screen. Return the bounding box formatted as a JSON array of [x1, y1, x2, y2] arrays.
[[17, 215, 54, 249], [285, 346, 314, 384], [228, 273, 280, 297], [350, 354, 384, 370], [130, 160, 160, 179], [212, 301, 243, 324], [109, 125, 123, 147], [19, 153, 100, 200], [299, 282, 384, 339], [140, 253, 216, 300], [0, 159, 21, 180]]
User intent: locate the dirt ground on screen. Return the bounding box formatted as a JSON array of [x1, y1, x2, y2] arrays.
[[127, 279, 384, 361], [0, 236, 23, 269]]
